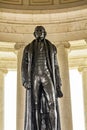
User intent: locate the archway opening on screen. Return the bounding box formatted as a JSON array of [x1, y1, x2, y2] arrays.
[[4, 71, 17, 130], [69, 69, 85, 130]]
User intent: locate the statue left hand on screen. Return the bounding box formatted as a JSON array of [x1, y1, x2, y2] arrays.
[[56, 89, 63, 98]]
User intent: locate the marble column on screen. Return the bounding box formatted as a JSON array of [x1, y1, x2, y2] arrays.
[[57, 42, 73, 130], [79, 67, 87, 130], [0, 69, 7, 130], [15, 43, 26, 130]]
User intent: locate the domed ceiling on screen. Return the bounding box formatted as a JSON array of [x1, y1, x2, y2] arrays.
[[0, 0, 87, 70], [0, 0, 87, 10]]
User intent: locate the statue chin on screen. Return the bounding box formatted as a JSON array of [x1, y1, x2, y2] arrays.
[[36, 36, 44, 41]]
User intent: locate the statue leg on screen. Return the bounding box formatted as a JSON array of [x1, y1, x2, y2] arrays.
[[41, 73, 57, 130], [33, 75, 41, 130]]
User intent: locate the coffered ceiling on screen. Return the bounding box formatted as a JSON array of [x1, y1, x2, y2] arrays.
[[0, 0, 87, 10]]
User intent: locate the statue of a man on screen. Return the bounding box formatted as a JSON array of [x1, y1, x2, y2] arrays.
[[21, 26, 63, 130]]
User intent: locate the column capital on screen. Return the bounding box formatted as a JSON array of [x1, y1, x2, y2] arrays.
[[0, 68, 8, 74], [14, 43, 26, 50], [78, 66, 87, 72], [56, 41, 70, 49]]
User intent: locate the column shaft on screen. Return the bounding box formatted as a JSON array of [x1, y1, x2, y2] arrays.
[[16, 48, 25, 130], [57, 44, 73, 130], [82, 70, 87, 130], [0, 70, 5, 130]]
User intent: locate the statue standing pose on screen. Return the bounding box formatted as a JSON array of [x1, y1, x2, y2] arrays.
[[21, 26, 63, 130]]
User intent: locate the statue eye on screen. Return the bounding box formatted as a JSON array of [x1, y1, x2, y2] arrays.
[[39, 29, 42, 32]]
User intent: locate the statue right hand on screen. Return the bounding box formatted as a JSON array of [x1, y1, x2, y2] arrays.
[[23, 82, 31, 90]]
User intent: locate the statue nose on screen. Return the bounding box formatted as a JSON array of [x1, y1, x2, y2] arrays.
[[38, 31, 41, 33]]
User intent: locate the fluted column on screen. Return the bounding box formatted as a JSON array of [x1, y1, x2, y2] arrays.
[[79, 67, 87, 130], [57, 42, 73, 130], [15, 43, 26, 130], [0, 69, 7, 130]]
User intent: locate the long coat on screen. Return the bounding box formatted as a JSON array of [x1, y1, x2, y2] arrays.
[[21, 39, 62, 130]]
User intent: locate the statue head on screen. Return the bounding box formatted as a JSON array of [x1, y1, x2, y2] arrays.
[[33, 26, 47, 40]]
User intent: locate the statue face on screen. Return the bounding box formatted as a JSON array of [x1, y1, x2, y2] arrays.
[[34, 26, 46, 40]]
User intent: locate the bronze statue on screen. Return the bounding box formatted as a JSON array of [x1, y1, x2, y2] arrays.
[[21, 26, 63, 130]]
